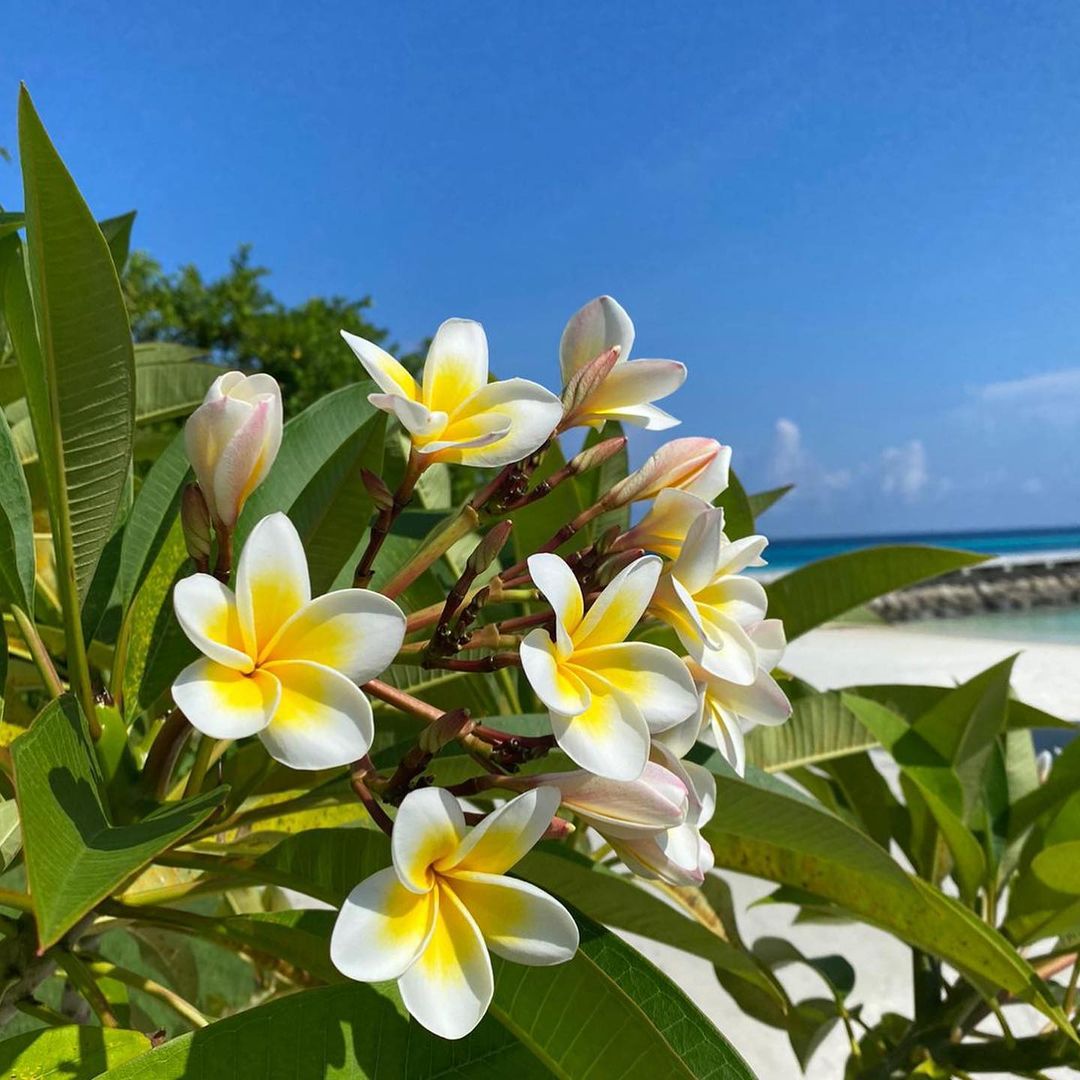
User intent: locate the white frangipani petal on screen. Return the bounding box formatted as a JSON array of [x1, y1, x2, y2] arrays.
[[423, 318, 489, 413], [398, 883, 493, 1040], [449, 873, 579, 965], [340, 330, 419, 400], [173, 574, 252, 672], [527, 553, 584, 653], [572, 555, 660, 650], [442, 787, 561, 876], [559, 295, 635, 384], [171, 658, 280, 740], [330, 868, 437, 982], [519, 629, 591, 715], [257, 660, 375, 770], [392, 787, 468, 895]]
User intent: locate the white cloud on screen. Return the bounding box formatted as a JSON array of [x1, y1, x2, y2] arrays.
[[770, 417, 804, 481], [881, 440, 928, 501], [969, 368, 1080, 426]]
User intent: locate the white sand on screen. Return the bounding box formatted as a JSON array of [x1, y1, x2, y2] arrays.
[[637, 625, 1080, 1079]]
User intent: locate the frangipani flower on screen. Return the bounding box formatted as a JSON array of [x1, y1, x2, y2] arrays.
[[559, 295, 686, 430], [608, 743, 716, 886], [171, 513, 406, 770], [657, 621, 791, 777], [606, 437, 731, 508], [184, 372, 283, 528], [330, 787, 578, 1039], [649, 505, 768, 686], [612, 488, 713, 560], [341, 319, 562, 469], [509, 761, 689, 839], [520, 553, 698, 781]]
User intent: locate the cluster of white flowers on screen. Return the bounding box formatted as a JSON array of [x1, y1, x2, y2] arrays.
[[172, 295, 790, 1039]]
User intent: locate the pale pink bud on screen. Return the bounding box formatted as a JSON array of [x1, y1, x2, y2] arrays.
[[606, 438, 731, 508], [512, 763, 689, 840], [184, 372, 283, 528]]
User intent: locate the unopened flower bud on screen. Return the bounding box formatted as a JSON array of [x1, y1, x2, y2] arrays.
[[361, 468, 395, 513], [466, 520, 513, 577], [419, 708, 475, 755], [181, 483, 213, 565], [606, 437, 731, 508], [184, 371, 283, 527], [566, 436, 627, 477]]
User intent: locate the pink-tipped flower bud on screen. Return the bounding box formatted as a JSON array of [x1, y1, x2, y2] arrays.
[[606, 438, 731, 508], [180, 483, 213, 565], [466, 520, 514, 577], [566, 436, 627, 477], [509, 763, 689, 840], [184, 371, 283, 528]]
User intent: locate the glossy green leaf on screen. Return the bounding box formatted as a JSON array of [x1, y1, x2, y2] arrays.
[[17, 87, 135, 605], [0, 400, 34, 611], [238, 382, 386, 593], [765, 546, 988, 641], [745, 690, 876, 773], [715, 468, 754, 540], [0, 796, 21, 868], [98, 210, 137, 273], [521, 844, 789, 1018], [576, 421, 630, 542], [0, 211, 24, 240], [11, 694, 225, 946], [115, 429, 189, 610], [120, 522, 193, 721], [747, 484, 793, 519], [843, 694, 987, 902], [254, 826, 390, 905], [101, 906, 752, 1079], [697, 756, 1073, 1033], [0, 1026, 151, 1079]]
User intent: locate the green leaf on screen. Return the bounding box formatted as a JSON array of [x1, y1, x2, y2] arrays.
[[843, 694, 987, 902], [0, 796, 21, 868], [0, 400, 34, 612], [765, 546, 989, 641], [746, 484, 793, 519], [98, 210, 137, 273], [576, 422, 630, 542], [238, 383, 386, 593], [11, 694, 225, 947], [115, 430, 189, 610], [0, 1026, 151, 1079], [131, 358, 221, 425], [745, 690, 877, 772], [17, 86, 135, 606], [511, 439, 586, 561], [100, 910, 754, 1079], [518, 846, 789, 1022], [1030, 841, 1080, 894], [697, 756, 1073, 1034], [0, 211, 24, 240], [715, 468, 754, 540]]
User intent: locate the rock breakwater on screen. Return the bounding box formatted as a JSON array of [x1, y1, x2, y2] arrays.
[[869, 559, 1080, 622]]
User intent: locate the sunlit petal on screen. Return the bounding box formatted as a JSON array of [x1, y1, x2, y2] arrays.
[[398, 882, 493, 1040], [330, 867, 437, 982], [392, 787, 467, 895], [172, 658, 280, 739], [571, 641, 697, 733], [236, 513, 311, 659], [442, 787, 560, 876], [265, 588, 406, 681], [446, 378, 562, 469], [368, 393, 447, 439], [750, 619, 787, 671], [551, 680, 650, 781], [423, 318, 489, 413], [448, 873, 578, 965], [559, 295, 635, 384], [340, 330, 419, 400], [527, 553, 583, 652], [591, 402, 681, 430], [257, 660, 374, 770], [520, 629, 591, 714], [212, 397, 281, 529], [572, 555, 660, 650], [416, 411, 511, 455], [173, 574, 252, 672], [671, 507, 725, 595], [585, 359, 685, 412], [617, 488, 711, 560]]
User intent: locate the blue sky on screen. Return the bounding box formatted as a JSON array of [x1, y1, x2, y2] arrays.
[[5, 1, 1080, 537]]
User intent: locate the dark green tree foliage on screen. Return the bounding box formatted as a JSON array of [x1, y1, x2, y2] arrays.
[[122, 246, 414, 414]]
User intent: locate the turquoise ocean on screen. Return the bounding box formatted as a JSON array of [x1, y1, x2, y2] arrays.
[[766, 526, 1080, 644]]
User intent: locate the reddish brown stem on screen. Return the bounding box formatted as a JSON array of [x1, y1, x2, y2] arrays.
[[422, 653, 520, 673], [350, 762, 394, 836], [353, 452, 424, 588]]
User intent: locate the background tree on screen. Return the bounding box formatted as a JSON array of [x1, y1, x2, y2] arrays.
[[122, 245, 415, 414]]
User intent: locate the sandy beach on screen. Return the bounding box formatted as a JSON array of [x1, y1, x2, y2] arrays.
[[637, 624, 1080, 1079]]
